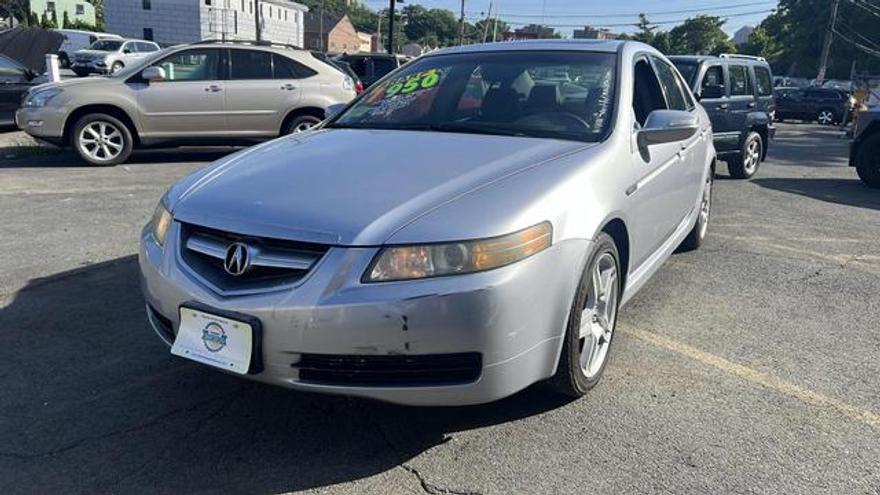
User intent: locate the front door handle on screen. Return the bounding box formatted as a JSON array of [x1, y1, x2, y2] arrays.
[[717, 103, 729, 110], [281, 83, 296, 91], [204, 85, 222, 93], [747, 102, 756, 109]]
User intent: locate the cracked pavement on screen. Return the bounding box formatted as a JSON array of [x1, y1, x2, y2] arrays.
[[1, 124, 878, 494]]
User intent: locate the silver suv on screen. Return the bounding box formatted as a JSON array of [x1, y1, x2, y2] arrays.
[[17, 41, 357, 165], [72, 38, 160, 76]]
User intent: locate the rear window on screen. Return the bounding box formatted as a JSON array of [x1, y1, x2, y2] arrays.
[[754, 66, 772, 96], [273, 54, 317, 79], [671, 61, 698, 87], [230, 49, 273, 79]]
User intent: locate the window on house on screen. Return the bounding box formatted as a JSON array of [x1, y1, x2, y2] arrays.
[[249, 1, 253, 14], [205, 0, 212, 5], [143, 28, 153, 40], [46, 2, 56, 12], [240, 0, 244, 11], [75, 4, 85, 15], [142, 0, 151, 10], [285, 10, 288, 21]]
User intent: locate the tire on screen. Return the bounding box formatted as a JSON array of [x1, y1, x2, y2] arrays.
[[817, 108, 836, 126], [73, 68, 89, 77], [855, 134, 880, 189], [111, 61, 125, 74], [282, 114, 322, 134], [727, 131, 763, 179], [72, 113, 134, 166], [59, 53, 70, 69], [678, 169, 713, 252], [550, 233, 621, 397]]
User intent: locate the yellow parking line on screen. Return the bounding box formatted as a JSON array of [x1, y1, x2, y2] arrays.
[[622, 326, 880, 430]]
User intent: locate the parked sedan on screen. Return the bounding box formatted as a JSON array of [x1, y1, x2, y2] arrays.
[[775, 87, 855, 125], [0, 54, 42, 129], [139, 40, 716, 406], [71, 38, 160, 76]]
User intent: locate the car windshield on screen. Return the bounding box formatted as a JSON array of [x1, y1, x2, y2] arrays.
[[90, 40, 123, 51], [671, 61, 698, 87], [330, 51, 617, 143]]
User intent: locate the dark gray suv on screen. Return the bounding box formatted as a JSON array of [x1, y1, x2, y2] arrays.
[[671, 54, 776, 179]]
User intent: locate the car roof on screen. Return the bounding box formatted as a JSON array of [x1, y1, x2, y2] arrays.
[[668, 54, 767, 66], [429, 39, 623, 56]]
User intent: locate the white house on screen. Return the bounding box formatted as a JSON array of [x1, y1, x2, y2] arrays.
[[105, 0, 307, 47]]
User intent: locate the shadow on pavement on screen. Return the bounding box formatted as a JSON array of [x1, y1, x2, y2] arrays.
[[0, 148, 236, 169], [752, 177, 880, 211], [0, 256, 572, 493]]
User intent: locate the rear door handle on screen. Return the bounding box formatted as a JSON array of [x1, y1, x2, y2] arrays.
[[281, 83, 296, 91], [717, 103, 729, 110], [747, 102, 756, 109], [204, 85, 222, 93]]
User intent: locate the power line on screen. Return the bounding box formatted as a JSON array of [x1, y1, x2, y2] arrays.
[[846, 0, 880, 17], [832, 27, 880, 57], [837, 17, 880, 51], [473, 8, 775, 29]]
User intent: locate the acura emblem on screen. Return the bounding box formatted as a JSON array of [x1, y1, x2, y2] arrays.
[[224, 242, 251, 276]]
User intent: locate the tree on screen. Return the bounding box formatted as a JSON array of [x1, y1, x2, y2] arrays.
[[86, 0, 104, 30], [0, 0, 32, 25], [62, 10, 70, 28], [631, 13, 657, 45], [739, 26, 783, 62], [473, 17, 509, 43], [401, 5, 457, 46], [666, 15, 735, 55]]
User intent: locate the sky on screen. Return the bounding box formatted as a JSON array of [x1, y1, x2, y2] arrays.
[[362, 0, 776, 37]]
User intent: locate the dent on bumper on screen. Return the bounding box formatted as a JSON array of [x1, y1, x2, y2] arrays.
[[139, 224, 590, 406]]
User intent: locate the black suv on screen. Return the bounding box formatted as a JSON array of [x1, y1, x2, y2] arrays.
[[0, 54, 42, 129], [774, 87, 854, 125], [334, 53, 409, 88], [851, 107, 880, 188], [670, 54, 776, 179]]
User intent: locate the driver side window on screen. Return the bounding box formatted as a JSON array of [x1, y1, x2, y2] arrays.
[[632, 58, 667, 127], [153, 49, 220, 82]]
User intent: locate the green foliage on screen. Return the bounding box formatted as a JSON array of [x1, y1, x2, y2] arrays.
[[401, 5, 458, 46], [666, 15, 736, 55], [752, 0, 880, 78], [86, 0, 105, 30], [738, 26, 783, 61]]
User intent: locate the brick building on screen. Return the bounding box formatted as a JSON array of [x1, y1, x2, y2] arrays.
[[303, 13, 360, 53]]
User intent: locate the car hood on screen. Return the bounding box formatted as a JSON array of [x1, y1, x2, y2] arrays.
[[30, 76, 117, 93], [170, 129, 588, 246]]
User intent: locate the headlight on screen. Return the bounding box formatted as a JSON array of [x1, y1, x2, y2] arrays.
[[364, 222, 552, 282], [150, 200, 173, 247], [23, 88, 62, 108]]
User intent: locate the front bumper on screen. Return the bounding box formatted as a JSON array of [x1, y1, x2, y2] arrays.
[[71, 61, 109, 74], [15, 106, 66, 142], [139, 222, 588, 406]]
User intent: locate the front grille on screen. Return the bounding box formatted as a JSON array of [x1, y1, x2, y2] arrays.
[[294, 353, 483, 387], [179, 223, 329, 294]]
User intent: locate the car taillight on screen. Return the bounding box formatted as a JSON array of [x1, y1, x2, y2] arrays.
[[356, 81, 364, 94]]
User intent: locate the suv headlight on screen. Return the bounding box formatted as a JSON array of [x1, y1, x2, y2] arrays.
[[150, 199, 173, 247], [364, 222, 552, 282], [23, 88, 62, 108]]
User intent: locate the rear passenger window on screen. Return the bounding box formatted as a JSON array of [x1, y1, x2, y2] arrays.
[[230, 50, 273, 79], [273, 54, 317, 79], [651, 57, 688, 111], [729, 65, 751, 96], [701, 65, 724, 89], [754, 66, 772, 96]]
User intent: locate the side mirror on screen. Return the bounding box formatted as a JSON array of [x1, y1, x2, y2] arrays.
[[637, 110, 699, 156], [142, 66, 166, 82], [700, 84, 725, 100], [325, 103, 347, 120], [123, 49, 132, 54]]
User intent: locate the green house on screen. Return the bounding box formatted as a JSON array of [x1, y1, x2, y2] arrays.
[[29, 0, 97, 28]]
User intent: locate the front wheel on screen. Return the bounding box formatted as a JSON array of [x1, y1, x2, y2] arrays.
[[728, 131, 763, 179], [550, 233, 621, 397], [855, 134, 880, 188], [59, 53, 70, 68], [111, 61, 125, 74], [72, 113, 134, 166], [283, 115, 322, 134]]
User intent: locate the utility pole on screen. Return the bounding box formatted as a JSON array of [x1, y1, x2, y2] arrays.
[[254, 0, 262, 41], [319, 0, 325, 52], [492, 0, 501, 42], [817, 0, 840, 85], [482, 1, 492, 43], [376, 13, 382, 52], [388, 0, 396, 54], [459, 0, 466, 45]]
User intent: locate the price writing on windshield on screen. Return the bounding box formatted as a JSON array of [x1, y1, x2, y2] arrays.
[[384, 69, 442, 99]]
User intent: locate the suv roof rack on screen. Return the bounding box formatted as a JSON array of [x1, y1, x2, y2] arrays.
[[719, 53, 767, 63], [191, 39, 303, 50]]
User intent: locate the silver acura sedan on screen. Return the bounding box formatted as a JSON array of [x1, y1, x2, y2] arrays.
[[139, 40, 716, 406]]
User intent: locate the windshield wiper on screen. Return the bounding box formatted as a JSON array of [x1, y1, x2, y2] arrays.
[[430, 122, 529, 137]]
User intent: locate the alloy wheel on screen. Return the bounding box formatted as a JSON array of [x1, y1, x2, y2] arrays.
[[293, 121, 318, 133], [78, 121, 125, 162], [818, 110, 835, 125], [698, 172, 713, 239], [743, 138, 761, 174], [578, 252, 619, 378]]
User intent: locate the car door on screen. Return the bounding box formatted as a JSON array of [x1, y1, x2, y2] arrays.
[[0, 55, 34, 127], [726, 64, 753, 146], [135, 48, 227, 138], [650, 55, 705, 223], [224, 48, 301, 137], [753, 65, 775, 117], [629, 56, 689, 268], [696, 64, 737, 152], [120, 41, 140, 65]]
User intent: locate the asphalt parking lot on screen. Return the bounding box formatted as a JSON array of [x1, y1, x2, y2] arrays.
[[1, 123, 878, 494]]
